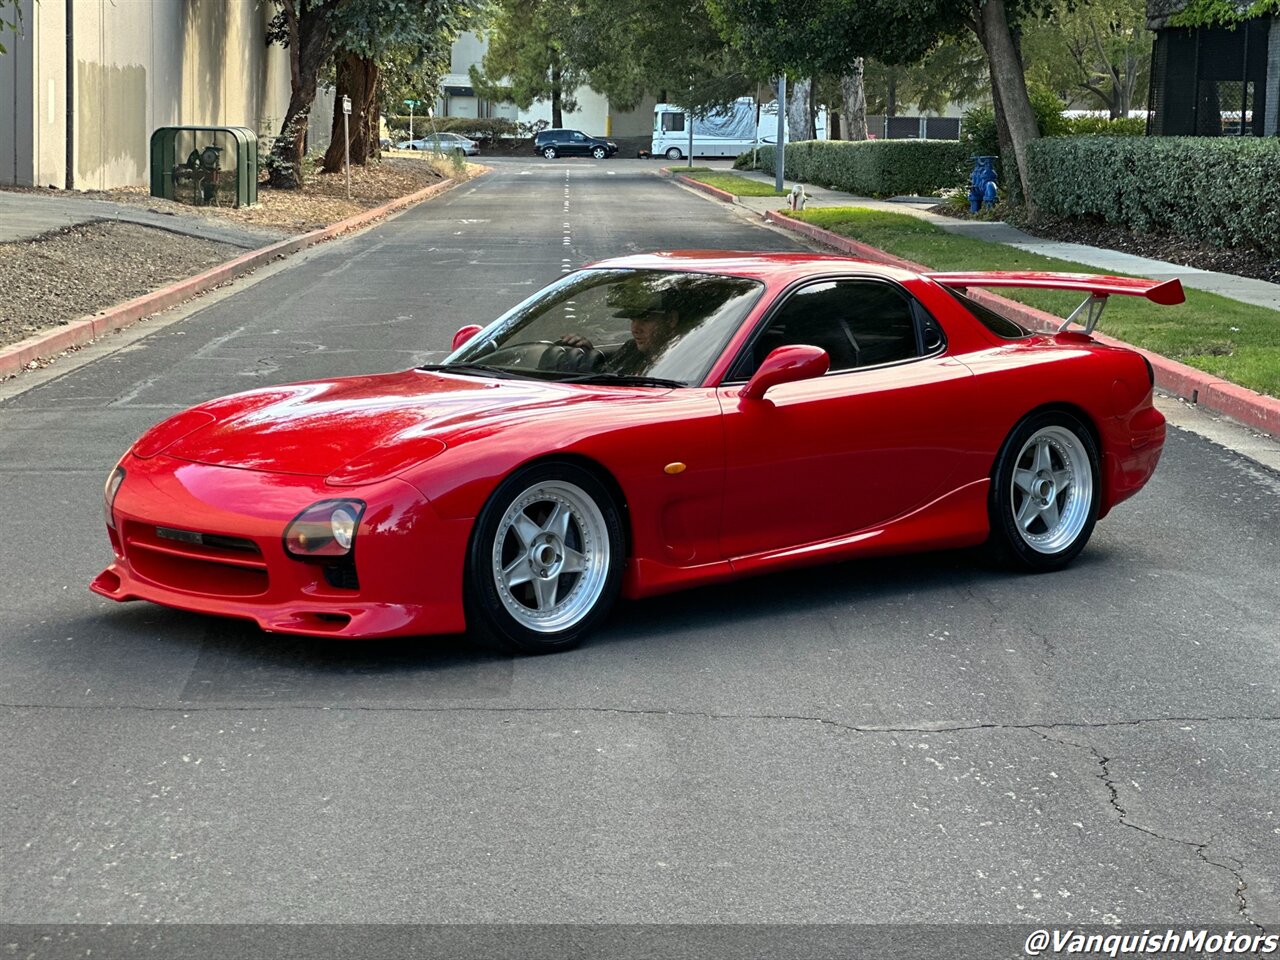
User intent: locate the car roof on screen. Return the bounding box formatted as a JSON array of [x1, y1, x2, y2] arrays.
[[585, 251, 919, 285]]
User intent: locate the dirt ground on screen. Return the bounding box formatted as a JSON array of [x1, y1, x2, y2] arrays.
[[0, 156, 470, 354]]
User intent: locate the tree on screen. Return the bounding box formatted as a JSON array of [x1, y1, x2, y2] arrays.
[[838, 63, 869, 140], [319, 0, 479, 174], [1022, 0, 1149, 118], [469, 0, 584, 128], [709, 0, 1055, 204], [265, 0, 346, 189], [572, 0, 752, 113], [0, 0, 24, 56], [1171, 0, 1280, 26], [265, 0, 477, 188]]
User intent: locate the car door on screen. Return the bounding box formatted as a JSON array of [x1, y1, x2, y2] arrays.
[[716, 277, 976, 559], [567, 131, 590, 156]]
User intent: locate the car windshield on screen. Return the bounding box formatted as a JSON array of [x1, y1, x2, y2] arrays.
[[443, 269, 764, 386]]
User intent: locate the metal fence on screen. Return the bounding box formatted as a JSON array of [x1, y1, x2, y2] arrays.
[[1148, 19, 1274, 136]]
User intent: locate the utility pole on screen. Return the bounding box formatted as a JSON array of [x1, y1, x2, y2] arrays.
[[403, 98, 419, 142], [342, 94, 352, 200], [775, 75, 787, 194]]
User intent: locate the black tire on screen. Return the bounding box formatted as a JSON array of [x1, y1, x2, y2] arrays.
[[988, 410, 1100, 572], [591, 146, 607, 159], [465, 462, 625, 654], [542, 146, 558, 159], [665, 147, 682, 161]]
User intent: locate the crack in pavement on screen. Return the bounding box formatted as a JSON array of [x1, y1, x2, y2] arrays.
[[3, 697, 1273, 925], [1, 701, 1279, 734], [1036, 730, 1267, 933]]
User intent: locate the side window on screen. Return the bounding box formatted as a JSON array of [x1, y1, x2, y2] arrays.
[[662, 113, 686, 133], [572, 131, 586, 141], [737, 279, 925, 378]]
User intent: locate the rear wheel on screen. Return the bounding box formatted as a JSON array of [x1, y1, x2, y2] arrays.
[[988, 411, 1100, 571], [542, 146, 558, 159], [466, 462, 624, 653], [665, 147, 683, 161]]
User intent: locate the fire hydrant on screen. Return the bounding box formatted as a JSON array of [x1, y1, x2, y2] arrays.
[[787, 183, 808, 211], [968, 156, 998, 212]]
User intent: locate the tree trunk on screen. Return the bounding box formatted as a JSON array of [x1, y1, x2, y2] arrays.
[[973, 0, 1040, 207], [550, 49, 563, 127], [786, 77, 814, 141], [989, 63, 1020, 206], [839, 61, 869, 141], [267, 8, 335, 189], [886, 73, 897, 118], [322, 54, 380, 173]]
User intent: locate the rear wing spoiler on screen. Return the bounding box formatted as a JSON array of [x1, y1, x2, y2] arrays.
[[925, 272, 1185, 335]]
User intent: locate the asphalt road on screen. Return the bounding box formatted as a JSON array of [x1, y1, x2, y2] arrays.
[[2, 158, 1278, 955]]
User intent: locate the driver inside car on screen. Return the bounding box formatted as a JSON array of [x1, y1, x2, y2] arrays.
[[554, 286, 680, 374]]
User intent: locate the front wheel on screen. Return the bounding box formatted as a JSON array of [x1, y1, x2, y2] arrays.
[[988, 411, 1100, 572], [665, 147, 683, 161], [466, 463, 625, 653], [542, 146, 558, 159], [591, 146, 607, 160]]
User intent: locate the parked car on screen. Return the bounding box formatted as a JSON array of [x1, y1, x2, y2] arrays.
[[533, 129, 618, 159], [94, 254, 1180, 653], [395, 132, 479, 155]]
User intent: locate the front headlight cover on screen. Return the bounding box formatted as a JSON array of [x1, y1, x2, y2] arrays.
[[104, 466, 126, 529], [284, 499, 366, 559]]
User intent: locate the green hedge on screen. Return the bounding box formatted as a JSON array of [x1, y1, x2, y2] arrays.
[[1060, 116, 1146, 136], [1026, 136, 1280, 255], [750, 139, 971, 197]]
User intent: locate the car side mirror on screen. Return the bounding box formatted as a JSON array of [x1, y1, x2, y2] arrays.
[[740, 345, 829, 401], [452, 325, 483, 351]]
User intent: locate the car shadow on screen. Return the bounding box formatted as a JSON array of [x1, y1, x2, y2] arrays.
[[85, 543, 1113, 698]]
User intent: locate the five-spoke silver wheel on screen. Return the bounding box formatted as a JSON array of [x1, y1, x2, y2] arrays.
[[467, 463, 624, 653], [1009, 425, 1093, 554], [989, 411, 1100, 571], [492, 480, 610, 632]]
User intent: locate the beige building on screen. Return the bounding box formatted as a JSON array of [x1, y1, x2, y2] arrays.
[[436, 31, 655, 142], [1, 0, 332, 190]]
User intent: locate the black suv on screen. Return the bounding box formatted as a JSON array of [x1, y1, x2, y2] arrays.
[[533, 129, 619, 160]]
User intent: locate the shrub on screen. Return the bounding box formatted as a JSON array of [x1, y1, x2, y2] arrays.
[[732, 150, 756, 169], [755, 139, 971, 197], [1026, 136, 1280, 255], [1060, 115, 1146, 136]]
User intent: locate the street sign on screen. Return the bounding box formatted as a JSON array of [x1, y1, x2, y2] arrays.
[[342, 95, 352, 116], [403, 99, 421, 108]]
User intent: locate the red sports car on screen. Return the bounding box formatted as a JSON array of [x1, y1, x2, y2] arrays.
[[93, 253, 1180, 653]]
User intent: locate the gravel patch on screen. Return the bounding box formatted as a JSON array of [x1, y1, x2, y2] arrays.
[[0, 221, 241, 349]]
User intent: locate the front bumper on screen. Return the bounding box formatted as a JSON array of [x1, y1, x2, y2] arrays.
[[92, 455, 471, 638]]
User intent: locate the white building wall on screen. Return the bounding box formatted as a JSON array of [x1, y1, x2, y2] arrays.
[[1, 0, 319, 190]]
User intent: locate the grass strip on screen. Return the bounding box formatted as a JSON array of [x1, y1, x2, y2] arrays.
[[787, 207, 1280, 398], [681, 170, 787, 197]]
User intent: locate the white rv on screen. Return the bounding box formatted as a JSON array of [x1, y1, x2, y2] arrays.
[[652, 97, 827, 160]]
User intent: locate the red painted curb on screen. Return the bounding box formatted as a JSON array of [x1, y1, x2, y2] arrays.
[[762, 210, 1280, 438], [0, 176, 460, 381]]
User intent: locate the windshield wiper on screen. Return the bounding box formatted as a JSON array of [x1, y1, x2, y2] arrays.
[[417, 363, 535, 380], [559, 372, 686, 388]]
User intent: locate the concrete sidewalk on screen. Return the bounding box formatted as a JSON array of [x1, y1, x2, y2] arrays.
[[700, 164, 1280, 312], [0, 189, 289, 249]]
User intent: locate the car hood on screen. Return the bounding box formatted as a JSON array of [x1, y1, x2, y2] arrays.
[[151, 369, 664, 485]]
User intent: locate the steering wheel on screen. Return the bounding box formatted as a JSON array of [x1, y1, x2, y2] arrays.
[[477, 340, 604, 373], [538, 342, 605, 373]]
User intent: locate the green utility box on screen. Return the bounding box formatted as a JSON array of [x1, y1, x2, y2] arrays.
[[150, 126, 258, 208]]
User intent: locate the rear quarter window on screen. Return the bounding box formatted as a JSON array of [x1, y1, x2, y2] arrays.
[[941, 286, 1031, 339]]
